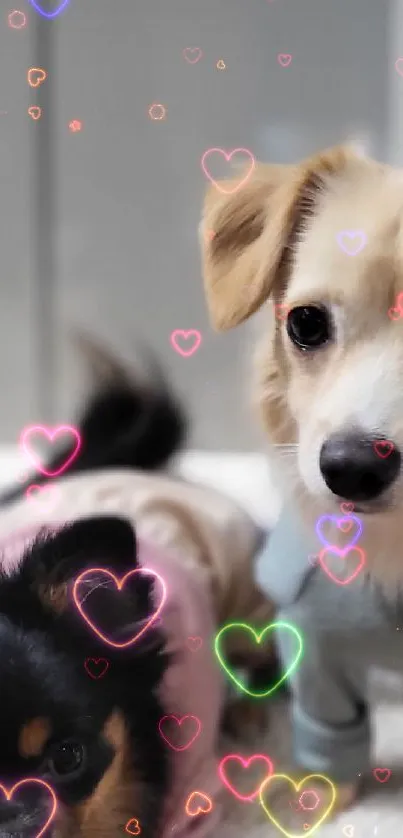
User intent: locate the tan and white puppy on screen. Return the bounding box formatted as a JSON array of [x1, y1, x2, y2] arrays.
[[200, 144, 403, 808], [201, 144, 403, 591]]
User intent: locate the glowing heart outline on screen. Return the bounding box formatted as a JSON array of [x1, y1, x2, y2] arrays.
[[201, 147, 255, 195], [0, 779, 57, 838], [259, 773, 336, 838], [170, 329, 202, 358], [20, 424, 81, 478], [214, 621, 304, 698], [28, 0, 71, 19], [158, 714, 202, 752], [218, 753, 274, 802], [319, 546, 366, 586], [315, 514, 363, 550], [185, 791, 213, 817], [73, 567, 167, 649], [84, 657, 110, 680]]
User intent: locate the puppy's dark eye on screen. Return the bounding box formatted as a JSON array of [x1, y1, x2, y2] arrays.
[[47, 740, 86, 778], [286, 305, 331, 350]]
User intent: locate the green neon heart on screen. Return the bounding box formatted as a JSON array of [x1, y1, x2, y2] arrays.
[[214, 620, 304, 698]]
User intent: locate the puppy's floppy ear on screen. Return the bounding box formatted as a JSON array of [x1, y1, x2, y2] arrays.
[[200, 144, 360, 331]]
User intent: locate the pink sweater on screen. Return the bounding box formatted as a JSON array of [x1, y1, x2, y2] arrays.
[[0, 524, 225, 838]]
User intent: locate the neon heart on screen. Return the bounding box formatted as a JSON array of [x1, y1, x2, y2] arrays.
[[158, 714, 201, 751], [336, 230, 367, 256], [218, 754, 274, 802], [340, 502, 354, 515], [201, 147, 255, 194], [125, 818, 141, 835], [28, 0, 71, 18], [316, 514, 362, 550], [185, 791, 213, 817], [183, 47, 203, 64], [342, 827, 354, 838], [373, 440, 394, 459], [0, 779, 57, 838], [395, 58, 403, 77], [373, 768, 391, 783], [27, 68, 47, 88], [274, 304, 289, 322], [84, 657, 109, 680], [215, 621, 304, 697], [319, 546, 366, 585], [259, 773, 336, 838], [25, 484, 60, 511], [28, 106, 42, 120], [187, 636, 203, 651], [170, 329, 201, 357], [20, 424, 81, 477], [338, 519, 352, 533], [388, 306, 403, 321], [73, 567, 167, 648], [277, 53, 292, 67]]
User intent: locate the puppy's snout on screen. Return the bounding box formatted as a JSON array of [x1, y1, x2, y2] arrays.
[[319, 431, 401, 502]]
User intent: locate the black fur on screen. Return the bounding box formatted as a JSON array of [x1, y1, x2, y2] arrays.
[[0, 363, 187, 506], [0, 516, 169, 837]]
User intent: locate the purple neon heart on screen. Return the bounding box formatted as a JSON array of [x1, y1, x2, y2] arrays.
[[316, 514, 363, 551], [28, 0, 70, 19], [336, 230, 367, 256]]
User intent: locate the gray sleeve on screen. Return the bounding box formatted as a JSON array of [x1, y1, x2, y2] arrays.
[[275, 614, 371, 782]]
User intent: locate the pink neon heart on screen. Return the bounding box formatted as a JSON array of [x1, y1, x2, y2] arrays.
[[84, 657, 109, 680], [218, 754, 274, 802], [201, 148, 255, 194], [187, 636, 203, 651], [340, 502, 354, 515], [277, 53, 292, 67], [337, 518, 352, 533], [373, 440, 394, 459], [183, 47, 203, 64], [170, 329, 201, 357], [395, 58, 403, 77], [319, 546, 366, 585], [20, 424, 81, 477], [25, 484, 60, 511], [274, 304, 289, 322], [0, 779, 57, 837], [158, 714, 202, 751], [388, 306, 403, 321], [73, 567, 166, 648], [373, 768, 391, 783]]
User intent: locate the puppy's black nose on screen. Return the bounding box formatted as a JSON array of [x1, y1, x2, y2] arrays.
[[319, 432, 401, 502]]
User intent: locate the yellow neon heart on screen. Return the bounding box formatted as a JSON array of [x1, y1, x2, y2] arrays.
[[259, 773, 337, 838]]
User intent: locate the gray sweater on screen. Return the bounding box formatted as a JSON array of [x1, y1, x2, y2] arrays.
[[256, 507, 403, 782]]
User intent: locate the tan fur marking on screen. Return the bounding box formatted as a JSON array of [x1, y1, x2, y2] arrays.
[[19, 717, 51, 758], [38, 582, 69, 614], [72, 710, 144, 837]]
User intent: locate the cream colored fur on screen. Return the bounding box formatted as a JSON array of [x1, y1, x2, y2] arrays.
[[201, 143, 403, 590]]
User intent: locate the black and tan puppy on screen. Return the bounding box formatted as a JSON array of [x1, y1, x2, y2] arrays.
[[0, 514, 168, 838]]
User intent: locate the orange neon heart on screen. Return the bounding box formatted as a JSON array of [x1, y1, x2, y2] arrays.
[[0, 780, 57, 838], [185, 791, 213, 817], [28, 106, 42, 120], [27, 67, 47, 88]]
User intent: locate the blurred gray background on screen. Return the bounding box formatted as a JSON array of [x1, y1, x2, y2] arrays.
[[0, 0, 398, 448]]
